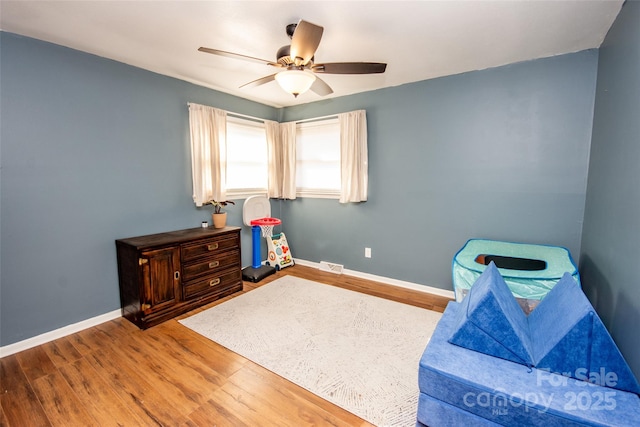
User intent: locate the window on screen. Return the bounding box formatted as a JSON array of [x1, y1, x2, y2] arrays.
[[189, 103, 364, 203], [295, 118, 341, 198], [225, 116, 268, 197]]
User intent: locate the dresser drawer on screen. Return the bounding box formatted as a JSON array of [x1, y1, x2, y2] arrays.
[[181, 233, 239, 262], [182, 250, 240, 281], [183, 268, 242, 300]]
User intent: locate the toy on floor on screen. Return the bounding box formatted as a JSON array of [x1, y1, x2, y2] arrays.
[[241, 196, 281, 283], [266, 232, 294, 270], [453, 239, 579, 313]]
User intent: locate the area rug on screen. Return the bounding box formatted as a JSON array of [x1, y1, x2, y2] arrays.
[[179, 275, 442, 426]]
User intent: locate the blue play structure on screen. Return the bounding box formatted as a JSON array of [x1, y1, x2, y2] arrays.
[[417, 262, 640, 426]]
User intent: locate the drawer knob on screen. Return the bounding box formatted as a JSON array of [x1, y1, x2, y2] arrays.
[[207, 243, 218, 251], [209, 261, 219, 269], [210, 278, 221, 287]]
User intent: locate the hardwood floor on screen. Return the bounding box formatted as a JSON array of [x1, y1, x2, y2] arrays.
[[1, 265, 452, 427]]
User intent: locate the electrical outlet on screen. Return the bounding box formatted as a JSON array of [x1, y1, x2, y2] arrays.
[[365, 247, 372, 258]]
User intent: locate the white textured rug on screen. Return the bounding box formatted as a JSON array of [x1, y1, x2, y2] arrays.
[[179, 275, 442, 426]]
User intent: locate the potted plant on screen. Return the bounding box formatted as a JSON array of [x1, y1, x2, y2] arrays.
[[205, 200, 235, 229]]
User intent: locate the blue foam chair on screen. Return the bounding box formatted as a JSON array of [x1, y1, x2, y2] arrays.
[[418, 264, 640, 425], [529, 272, 640, 394], [449, 262, 534, 366]]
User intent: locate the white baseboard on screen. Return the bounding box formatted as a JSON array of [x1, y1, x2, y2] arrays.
[[293, 258, 455, 299], [1, 261, 454, 358], [0, 309, 122, 358]]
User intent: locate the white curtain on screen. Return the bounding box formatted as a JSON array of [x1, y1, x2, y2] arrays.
[[188, 103, 227, 206], [265, 120, 280, 198], [339, 110, 368, 203], [266, 120, 297, 199], [279, 121, 297, 199]]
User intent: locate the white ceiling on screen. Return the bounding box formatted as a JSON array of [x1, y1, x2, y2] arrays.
[[0, 1, 623, 108]]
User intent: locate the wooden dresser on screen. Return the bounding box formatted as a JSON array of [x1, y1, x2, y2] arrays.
[[116, 226, 242, 329]]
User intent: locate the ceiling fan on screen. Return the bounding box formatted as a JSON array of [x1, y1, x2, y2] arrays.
[[198, 19, 387, 98]]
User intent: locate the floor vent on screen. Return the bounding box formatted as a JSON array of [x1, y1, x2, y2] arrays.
[[319, 261, 344, 274]]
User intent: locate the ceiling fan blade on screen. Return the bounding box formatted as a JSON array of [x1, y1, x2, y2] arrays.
[[290, 20, 323, 66], [198, 47, 281, 67], [239, 73, 277, 89], [310, 75, 333, 96], [312, 62, 387, 74]]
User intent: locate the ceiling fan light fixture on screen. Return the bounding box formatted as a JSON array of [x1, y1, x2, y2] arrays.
[[275, 69, 316, 97]]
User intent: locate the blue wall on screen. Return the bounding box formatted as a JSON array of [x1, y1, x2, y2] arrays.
[[281, 51, 597, 289], [0, 30, 603, 349], [580, 1, 640, 379], [0, 33, 278, 346]]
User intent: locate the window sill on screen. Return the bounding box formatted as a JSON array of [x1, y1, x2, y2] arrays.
[[226, 189, 268, 200], [295, 190, 340, 199]]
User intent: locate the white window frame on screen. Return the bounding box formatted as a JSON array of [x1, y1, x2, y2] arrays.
[[194, 109, 347, 201], [295, 118, 341, 199], [225, 115, 268, 199]]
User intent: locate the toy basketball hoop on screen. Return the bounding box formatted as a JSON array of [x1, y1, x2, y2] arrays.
[[242, 196, 284, 283], [251, 217, 281, 238]]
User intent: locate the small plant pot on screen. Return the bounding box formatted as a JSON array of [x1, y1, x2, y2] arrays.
[[212, 212, 227, 229]]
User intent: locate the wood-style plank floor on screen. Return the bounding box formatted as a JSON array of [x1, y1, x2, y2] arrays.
[[1, 265, 451, 427]]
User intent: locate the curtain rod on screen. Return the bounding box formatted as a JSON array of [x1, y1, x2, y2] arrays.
[[187, 102, 269, 123], [188, 102, 340, 124], [295, 114, 339, 124], [227, 111, 268, 123]]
